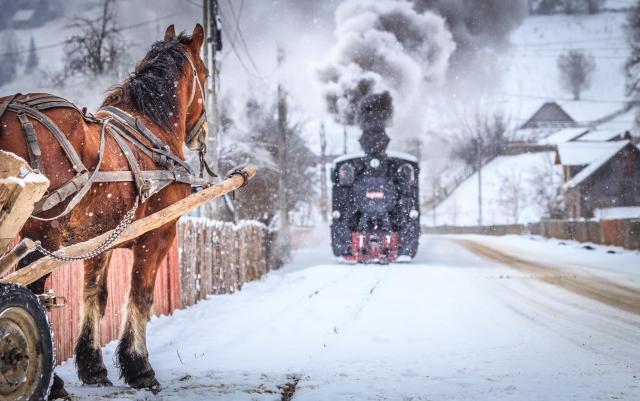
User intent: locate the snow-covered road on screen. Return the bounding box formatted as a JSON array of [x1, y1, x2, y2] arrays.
[[58, 235, 640, 400]]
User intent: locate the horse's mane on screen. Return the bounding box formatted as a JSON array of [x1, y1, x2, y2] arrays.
[[102, 33, 194, 131]]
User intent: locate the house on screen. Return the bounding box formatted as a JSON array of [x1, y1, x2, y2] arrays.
[[555, 141, 640, 218], [521, 102, 577, 129]]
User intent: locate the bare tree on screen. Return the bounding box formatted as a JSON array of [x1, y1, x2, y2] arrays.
[[218, 97, 318, 227], [530, 156, 565, 219], [626, 1, 640, 115], [557, 50, 596, 100], [498, 171, 524, 224], [452, 112, 509, 172], [64, 0, 126, 76]]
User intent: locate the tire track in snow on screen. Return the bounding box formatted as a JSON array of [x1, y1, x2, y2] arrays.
[[456, 239, 640, 316]]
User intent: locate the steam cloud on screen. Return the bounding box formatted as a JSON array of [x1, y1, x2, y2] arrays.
[[316, 0, 456, 127], [317, 0, 528, 130], [415, 0, 528, 56]]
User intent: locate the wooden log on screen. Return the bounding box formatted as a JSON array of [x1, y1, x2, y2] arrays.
[[2, 166, 256, 286], [0, 150, 49, 251]]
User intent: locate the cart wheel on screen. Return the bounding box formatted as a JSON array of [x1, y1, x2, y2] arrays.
[[0, 283, 55, 401]]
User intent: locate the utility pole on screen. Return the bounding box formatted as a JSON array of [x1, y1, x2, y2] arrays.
[[343, 125, 348, 154], [203, 0, 222, 169], [277, 46, 291, 260], [203, 0, 225, 219], [319, 123, 328, 222], [474, 137, 483, 226]]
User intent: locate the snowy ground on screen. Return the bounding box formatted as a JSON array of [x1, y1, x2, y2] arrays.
[[427, 152, 561, 226], [57, 233, 640, 401]]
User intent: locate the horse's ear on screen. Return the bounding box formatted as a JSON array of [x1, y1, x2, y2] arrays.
[[192, 23, 205, 51], [164, 24, 176, 41]]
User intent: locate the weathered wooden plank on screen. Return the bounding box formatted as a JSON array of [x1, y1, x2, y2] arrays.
[[0, 150, 49, 251], [2, 166, 255, 286]]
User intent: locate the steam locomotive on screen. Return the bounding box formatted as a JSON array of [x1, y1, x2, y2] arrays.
[[330, 124, 420, 264]]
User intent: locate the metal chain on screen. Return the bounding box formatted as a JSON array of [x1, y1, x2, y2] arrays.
[[35, 198, 140, 262]]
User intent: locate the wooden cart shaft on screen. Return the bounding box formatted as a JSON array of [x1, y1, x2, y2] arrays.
[[0, 155, 255, 286]]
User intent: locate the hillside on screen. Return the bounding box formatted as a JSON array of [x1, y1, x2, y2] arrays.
[[427, 8, 632, 227]]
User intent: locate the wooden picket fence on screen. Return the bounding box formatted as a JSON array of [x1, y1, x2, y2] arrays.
[[4, 217, 271, 364], [178, 218, 270, 307]]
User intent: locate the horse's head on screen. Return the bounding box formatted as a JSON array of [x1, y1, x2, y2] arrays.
[[164, 24, 209, 151]]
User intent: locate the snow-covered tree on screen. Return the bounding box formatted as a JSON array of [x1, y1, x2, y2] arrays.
[[219, 97, 317, 226], [557, 50, 595, 100], [25, 36, 39, 74]]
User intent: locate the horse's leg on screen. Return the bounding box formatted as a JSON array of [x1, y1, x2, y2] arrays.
[[116, 225, 175, 392], [75, 251, 113, 386]]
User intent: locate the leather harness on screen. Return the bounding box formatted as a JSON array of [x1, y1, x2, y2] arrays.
[[0, 60, 220, 220]]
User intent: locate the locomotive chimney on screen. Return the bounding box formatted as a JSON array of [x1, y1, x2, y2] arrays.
[[356, 92, 393, 157]]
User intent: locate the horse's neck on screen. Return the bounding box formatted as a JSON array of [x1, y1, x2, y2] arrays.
[[123, 105, 187, 159]]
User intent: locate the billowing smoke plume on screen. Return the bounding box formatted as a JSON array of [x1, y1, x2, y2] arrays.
[[316, 0, 456, 127], [414, 0, 528, 55], [414, 0, 528, 88]]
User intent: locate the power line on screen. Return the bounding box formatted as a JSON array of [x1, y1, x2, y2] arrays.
[[223, 0, 262, 76], [516, 36, 627, 48], [495, 92, 632, 104], [0, 13, 179, 58]]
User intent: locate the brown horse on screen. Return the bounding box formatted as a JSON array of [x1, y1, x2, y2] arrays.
[[0, 24, 208, 397]]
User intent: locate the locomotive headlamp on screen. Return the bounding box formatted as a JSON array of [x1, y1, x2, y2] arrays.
[[332, 210, 341, 220], [370, 158, 381, 168], [398, 163, 416, 182], [409, 209, 419, 219]]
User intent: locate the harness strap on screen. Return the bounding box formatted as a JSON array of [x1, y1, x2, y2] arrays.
[[101, 106, 167, 150], [20, 96, 79, 109], [186, 112, 207, 144], [8, 103, 86, 175], [16, 112, 45, 174], [31, 122, 108, 220], [0, 94, 19, 120], [92, 170, 210, 186], [107, 125, 152, 199], [99, 107, 195, 174], [199, 150, 218, 178]]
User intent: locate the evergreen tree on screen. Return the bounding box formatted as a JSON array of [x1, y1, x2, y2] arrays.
[[25, 36, 39, 74], [0, 31, 22, 87]]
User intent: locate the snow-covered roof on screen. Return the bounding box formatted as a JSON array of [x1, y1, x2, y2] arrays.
[[556, 141, 628, 166], [521, 102, 576, 129], [539, 127, 589, 145], [576, 129, 622, 142], [512, 127, 560, 143], [593, 109, 636, 136], [559, 101, 628, 125], [332, 150, 417, 164], [12, 9, 35, 22], [564, 141, 631, 189], [594, 206, 640, 220]]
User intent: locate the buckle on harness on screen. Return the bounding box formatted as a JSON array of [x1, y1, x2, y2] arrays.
[[140, 180, 152, 199]]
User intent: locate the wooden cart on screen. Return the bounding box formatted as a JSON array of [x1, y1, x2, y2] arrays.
[[0, 150, 255, 400]]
